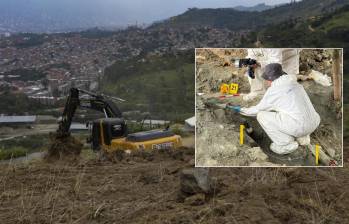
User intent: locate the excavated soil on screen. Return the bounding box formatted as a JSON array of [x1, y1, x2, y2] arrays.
[[1, 146, 349, 224], [196, 49, 343, 166], [196, 94, 277, 166], [300, 49, 334, 75], [196, 48, 250, 94], [45, 134, 83, 161]]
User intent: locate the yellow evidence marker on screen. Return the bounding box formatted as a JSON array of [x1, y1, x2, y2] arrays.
[[240, 124, 244, 145], [220, 83, 230, 94], [229, 83, 239, 94], [315, 144, 319, 165]]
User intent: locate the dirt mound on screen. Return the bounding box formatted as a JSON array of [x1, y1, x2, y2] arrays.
[[300, 49, 333, 75], [45, 133, 83, 161]]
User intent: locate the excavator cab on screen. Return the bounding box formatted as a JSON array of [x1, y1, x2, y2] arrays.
[[58, 88, 182, 154], [91, 118, 127, 151]]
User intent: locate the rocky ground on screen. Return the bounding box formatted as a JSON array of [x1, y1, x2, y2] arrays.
[[196, 93, 276, 166], [195, 49, 343, 167]]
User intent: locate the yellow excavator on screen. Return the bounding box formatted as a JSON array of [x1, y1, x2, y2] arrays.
[[56, 88, 182, 154]]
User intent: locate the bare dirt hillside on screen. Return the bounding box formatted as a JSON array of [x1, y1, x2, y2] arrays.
[[0, 145, 349, 224]]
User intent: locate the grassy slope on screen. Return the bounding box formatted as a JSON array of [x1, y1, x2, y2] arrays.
[[256, 5, 349, 48], [320, 10, 349, 31], [260, 0, 346, 24], [0, 134, 50, 160], [102, 52, 194, 121]]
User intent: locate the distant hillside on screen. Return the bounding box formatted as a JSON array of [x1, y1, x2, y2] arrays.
[[150, 0, 348, 30], [102, 51, 194, 121], [259, 0, 348, 25], [253, 5, 349, 47], [234, 3, 273, 12], [240, 5, 349, 101], [150, 8, 254, 30]]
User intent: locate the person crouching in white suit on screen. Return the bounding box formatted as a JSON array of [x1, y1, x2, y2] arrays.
[[240, 63, 320, 155]]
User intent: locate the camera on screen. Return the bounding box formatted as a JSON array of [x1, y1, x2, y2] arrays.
[[233, 58, 258, 79]]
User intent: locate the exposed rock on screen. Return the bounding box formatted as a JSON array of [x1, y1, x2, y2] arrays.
[[246, 147, 268, 162], [204, 158, 219, 166], [324, 147, 336, 158], [213, 109, 226, 122], [249, 161, 281, 166], [180, 168, 213, 195]]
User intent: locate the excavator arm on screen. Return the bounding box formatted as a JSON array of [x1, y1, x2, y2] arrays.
[[56, 88, 123, 138]]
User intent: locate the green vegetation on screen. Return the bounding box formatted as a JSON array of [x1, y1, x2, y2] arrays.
[[246, 5, 349, 48], [0, 147, 27, 160], [313, 5, 349, 31], [0, 134, 51, 160], [239, 5, 349, 102], [154, 8, 255, 30], [0, 135, 49, 153], [170, 124, 191, 137], [102, 51, 194, 121], [0, 92, 50, 114], [320, 11, 349, 31]]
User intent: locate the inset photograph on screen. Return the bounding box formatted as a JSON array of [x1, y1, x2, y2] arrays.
[[195, 48, 343, 167]]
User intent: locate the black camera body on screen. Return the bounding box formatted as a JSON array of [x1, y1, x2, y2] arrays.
[[233, 58, 258, 79]]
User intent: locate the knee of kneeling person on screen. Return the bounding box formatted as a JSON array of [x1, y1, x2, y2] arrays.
[[256, 111, 267, 123]]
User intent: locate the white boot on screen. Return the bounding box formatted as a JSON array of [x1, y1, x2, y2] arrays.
[[296, 135, 310, 146], [270, 141, 299, 155]]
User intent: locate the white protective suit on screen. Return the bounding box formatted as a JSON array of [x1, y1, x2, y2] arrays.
[[241, 75, 320, 154], [244, 49, 300, 101]]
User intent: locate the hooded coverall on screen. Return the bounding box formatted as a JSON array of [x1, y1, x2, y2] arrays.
[[244, 48, 300, 101], [241, 75, 320, 154]]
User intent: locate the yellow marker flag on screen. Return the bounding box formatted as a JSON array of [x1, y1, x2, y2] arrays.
[[315, 144, 319, 165], [240, 125, 244, 145]]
